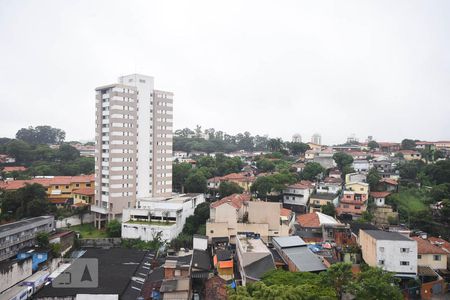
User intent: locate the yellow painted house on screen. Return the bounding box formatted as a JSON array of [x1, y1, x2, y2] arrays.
[[345, 182, 369, 196]]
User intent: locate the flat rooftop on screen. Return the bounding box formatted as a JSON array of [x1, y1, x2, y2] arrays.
[[35, 248, 149, 299], [237, 235, 270, 253], [0, 216, 53, 234], [138, 193, 202, 203], [363, 230, 412, 241]]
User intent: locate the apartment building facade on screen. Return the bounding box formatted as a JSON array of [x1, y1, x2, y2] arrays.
[[93, 74, 173, 227], [0, 216, 54, 262]]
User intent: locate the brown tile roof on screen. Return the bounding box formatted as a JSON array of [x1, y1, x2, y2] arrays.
[[0, 175, 94, 190], [280, 208, 292, 217], [2, 166, 27, 172], [73, 188, 95, 196], [370, 191, 391, 198], [323, 177, 342, 184], [380, 178, 398, 185], [412, 237, 447, 255], [210, 193, 251, 209], [297, 213, 320, 228], [428, 237, 450, 253], [287, 183, 310, 190]]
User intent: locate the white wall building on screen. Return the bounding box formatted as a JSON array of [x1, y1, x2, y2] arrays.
[[93, 74, 173, 227], [283, 183, 311, 213], [121, 194, 205, 242], [359, 230, 417, 277]]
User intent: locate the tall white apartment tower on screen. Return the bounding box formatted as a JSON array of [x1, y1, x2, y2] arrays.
[[311, 133, 322, 145], [93, 74, 173, 228]]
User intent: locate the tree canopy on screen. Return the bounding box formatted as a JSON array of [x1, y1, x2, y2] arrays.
[[16, 125, 65, 145]]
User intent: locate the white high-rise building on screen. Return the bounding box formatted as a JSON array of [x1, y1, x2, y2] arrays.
[[311, 133, 322, 145], [292, 133, 302, 143], [92, 74, 173, 228]]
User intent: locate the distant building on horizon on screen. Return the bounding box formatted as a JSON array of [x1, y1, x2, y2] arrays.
[[292, 133, 302, 143], [311, 133, 321, 145], [93, 74, 173, 228]]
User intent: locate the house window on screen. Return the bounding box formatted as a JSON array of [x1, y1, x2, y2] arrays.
[[174, 269, 181, 276], [379, 260, 384, 265], [355, 206, 361, 209], [418, 255, 422, 259], [400, 248, 409, 253], [433, 255, 441, 261], [210, 230, 214, 234], [400, 261, 409, 266]]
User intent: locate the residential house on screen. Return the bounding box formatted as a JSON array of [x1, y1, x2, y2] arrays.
[[435, 141, 450, 151], [400, 150, 422, 161], [2, 166, 27, 173], [207, 173, 255, 193], [296, 212, 352, 245], [373, 159, 399, 179], [345, 182, 369, 197], [122, 193, 205, 242], [336, 191, 368, 218], [0, 175, 94, 206], [206, 194, 294, 244], [72, 187, 95, 206], [317, 177, 342, 194], [0, 154, 15, 163], [236, 234, 276, 286], [415, 142, 436, 151], [214, 249, 234, 280], [352, 159, 371, 172], [379, 178, 399, 192], [412, 237, 448, 270], [345, 172, 367, 184], [359, 230, 417, 277], [308, 193, 339, 213], [272, 236, 326, 272], [378, 142, 401, 153], [328, 169, 342, 179], [283, 182, 311, 213], [371, 191, 391, 207]]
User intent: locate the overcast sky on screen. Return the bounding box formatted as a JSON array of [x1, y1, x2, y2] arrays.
[[1, 0, 449, 145]]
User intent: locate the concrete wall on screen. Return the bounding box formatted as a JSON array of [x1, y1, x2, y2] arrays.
[[418, 254, 447, 270], [122, 222, 179, 242], [0, 258, 32, 292], [56, 213, 94, 228]]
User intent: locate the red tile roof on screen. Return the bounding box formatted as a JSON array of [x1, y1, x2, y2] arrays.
[[0, 175, 94, 190], [370, 191, 391, 198], [210, 193, 251, 209], [287, 183, 310, 190], [428, 237, 450, 253], [73, 188, 95, 196], [412, 237, 447, 255], [324, 177, 342, 184], [280, 208, 292, 217], [297, 213, 321, 227], [380, 178, 398, 185], [3, 166, 27, 172]]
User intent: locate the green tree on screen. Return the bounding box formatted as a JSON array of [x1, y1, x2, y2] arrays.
[[106, 219, 122, 237], [267, 138, 284, 152], [287, 142, 310, 156], [36, 232, 50, 248], [333, 152, 354, 172], [173, 163, 192, 192], [300, 162, 324, 180], [0, 183, 50, 220], [321, 202, 336, 217], [401, 139, 416, 150], [251, 176, 275, 198], [5, 139, 31, 163], [348, 267, 402, 300], [184, 171, 207, 193], [56, 144, 80, 161], [367, 168, 381, 191], [16, 125, 65, 144], [367, 141, 379, 150], [256, 159, 276, 172], [320, 262, 353, 298], [219, 181, 244, 197]]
